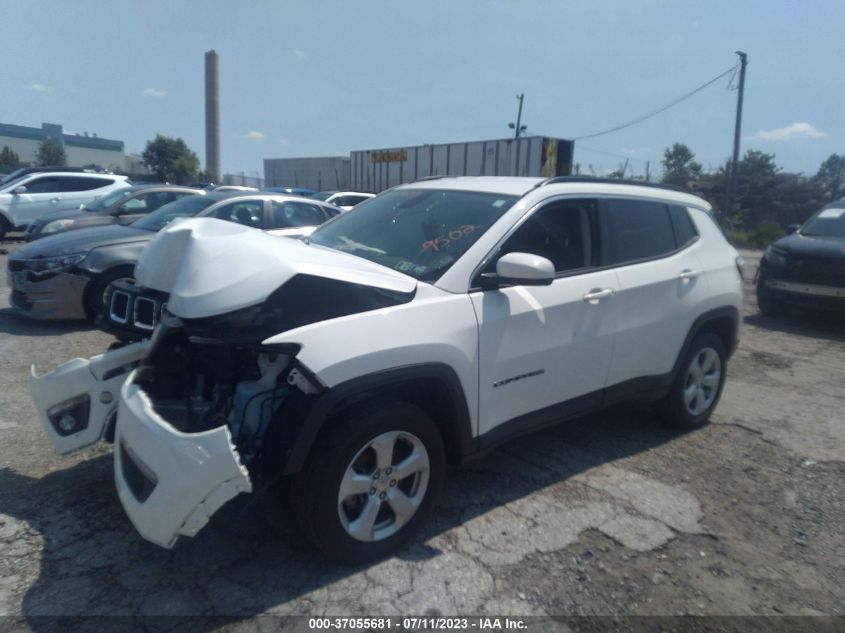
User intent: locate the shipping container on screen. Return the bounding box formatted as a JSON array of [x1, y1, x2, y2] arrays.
[[350, 136, 574, 193]]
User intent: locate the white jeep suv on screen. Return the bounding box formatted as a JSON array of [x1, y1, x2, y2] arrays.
[[31, 176, 742, 562]]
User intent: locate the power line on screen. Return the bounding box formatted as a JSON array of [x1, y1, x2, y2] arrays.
[[571, 64, 738, 141]]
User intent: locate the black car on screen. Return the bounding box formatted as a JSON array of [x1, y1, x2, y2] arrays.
[[757, 199, 845, 314], [24, 184, 203, 241]]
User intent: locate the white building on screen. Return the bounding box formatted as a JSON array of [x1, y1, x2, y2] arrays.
[[0, 122, 130, 171]]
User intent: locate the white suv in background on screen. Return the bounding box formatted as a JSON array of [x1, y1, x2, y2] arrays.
[[0, 171, 130, 238], [31, 176, 743, 562]]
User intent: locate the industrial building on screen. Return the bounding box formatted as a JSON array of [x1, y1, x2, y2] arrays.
[[263, 156, 352, 191], [0, 122, 130, 170], [264, 135, 574, 193]]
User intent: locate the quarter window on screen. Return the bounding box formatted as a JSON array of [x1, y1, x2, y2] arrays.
[[496, 199, 595, 273], [602, 199, 677, 265]]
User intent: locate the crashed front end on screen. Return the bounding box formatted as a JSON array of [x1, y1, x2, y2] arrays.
[[30, 217, 416, 548], [112, 308, 320, 547]]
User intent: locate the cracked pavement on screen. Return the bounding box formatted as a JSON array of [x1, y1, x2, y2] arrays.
[[0, 242, 843, 625]]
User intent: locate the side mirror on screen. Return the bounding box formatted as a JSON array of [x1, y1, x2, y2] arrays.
[[481, 252, 555, 288], [13, 185, 26, 195], [786, 224, 800, 235]]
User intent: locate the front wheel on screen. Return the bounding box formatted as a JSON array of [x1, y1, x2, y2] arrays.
[[291, 400, 445, 563], [659, 333, 727, 430]]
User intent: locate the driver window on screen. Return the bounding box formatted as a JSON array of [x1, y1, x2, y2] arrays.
[[497, 199, 595, 274], [210, 200, 263, 228]]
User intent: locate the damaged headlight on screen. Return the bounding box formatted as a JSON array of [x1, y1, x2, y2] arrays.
[[25, 252, 87, 276]]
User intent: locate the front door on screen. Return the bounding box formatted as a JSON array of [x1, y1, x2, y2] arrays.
[[472, 198, 619, 436]]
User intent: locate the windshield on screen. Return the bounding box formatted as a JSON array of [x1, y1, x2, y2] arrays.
[[83, 188, 133, 212], [308, 189, 518, 282], [801, 206, 845, 238], [1, 168, 29, 186], [131, 196, 216, 231]]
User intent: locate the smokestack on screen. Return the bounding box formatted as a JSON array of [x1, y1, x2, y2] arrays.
[[204, 50, 221, 182]]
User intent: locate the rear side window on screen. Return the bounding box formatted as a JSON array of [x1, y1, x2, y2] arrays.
[[602, 199, 677, 265], [669, 205, 698, 247]]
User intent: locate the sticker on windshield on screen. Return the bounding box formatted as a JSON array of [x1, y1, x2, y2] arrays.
[[492, 199, 507, 208], [818, 208, 845, 219]]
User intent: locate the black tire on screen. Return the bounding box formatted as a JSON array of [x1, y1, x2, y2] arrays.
[[291, 399, 445, 564], [0, 216, 11, 241], [85, 266, 135, 321], [756, 281, 784, 316], [659, 332, 727, 430]]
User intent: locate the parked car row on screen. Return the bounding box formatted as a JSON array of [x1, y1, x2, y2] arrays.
[[8, 191, 343, 321], [26, 176, 744, 562]]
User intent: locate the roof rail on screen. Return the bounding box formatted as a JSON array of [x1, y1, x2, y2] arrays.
[[411, 175, 448, 183], [535, 176, 686, 193]]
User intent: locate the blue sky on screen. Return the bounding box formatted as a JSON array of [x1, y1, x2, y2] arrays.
[[3, 0, 842, 179]]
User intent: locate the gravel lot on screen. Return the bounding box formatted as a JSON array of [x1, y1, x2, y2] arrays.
[[0, 237, 843, 627]]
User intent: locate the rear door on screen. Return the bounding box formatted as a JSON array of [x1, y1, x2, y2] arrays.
[[600, 198, 709, 387], [473, 198, 619, 436]]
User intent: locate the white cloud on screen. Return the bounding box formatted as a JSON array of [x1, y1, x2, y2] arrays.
[[27, 83, 51, 92], [291, 49, 307, 60], [246, 131, 265, 141], [142, 88, 167, 98], [749, 122, 825, 142]]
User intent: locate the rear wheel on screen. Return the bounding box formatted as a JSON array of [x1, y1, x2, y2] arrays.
[[659, 333, 727, 430], [85, 266, 135, 321], [291, 400, 445, 563]]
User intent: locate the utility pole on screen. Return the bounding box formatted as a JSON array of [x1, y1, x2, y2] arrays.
[[509, 94, 526, 176], [724, 51, 748, 222]]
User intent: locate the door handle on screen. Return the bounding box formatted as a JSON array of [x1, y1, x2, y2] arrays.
[[50, 198, 60, 203], [679, 269, 700, 281], [583, 288, 614, 304]]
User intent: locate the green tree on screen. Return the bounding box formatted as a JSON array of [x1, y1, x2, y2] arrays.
[[661, 143, 702, 187], [813, 153, 845, 202], [141, 135, 200, 184], [0, 146, 21, 170], [34, 138, 66, 166]]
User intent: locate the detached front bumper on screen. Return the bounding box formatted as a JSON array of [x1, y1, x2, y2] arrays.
[[114, 373, 253, 548], [30, 340, 150, 454], [8, 269, 89, 320]]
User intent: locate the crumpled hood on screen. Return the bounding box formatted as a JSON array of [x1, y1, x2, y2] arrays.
[[135, 217, 417, 319]]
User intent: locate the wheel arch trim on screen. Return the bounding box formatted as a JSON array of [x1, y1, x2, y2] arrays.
[[281, 362, 474, 476]]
